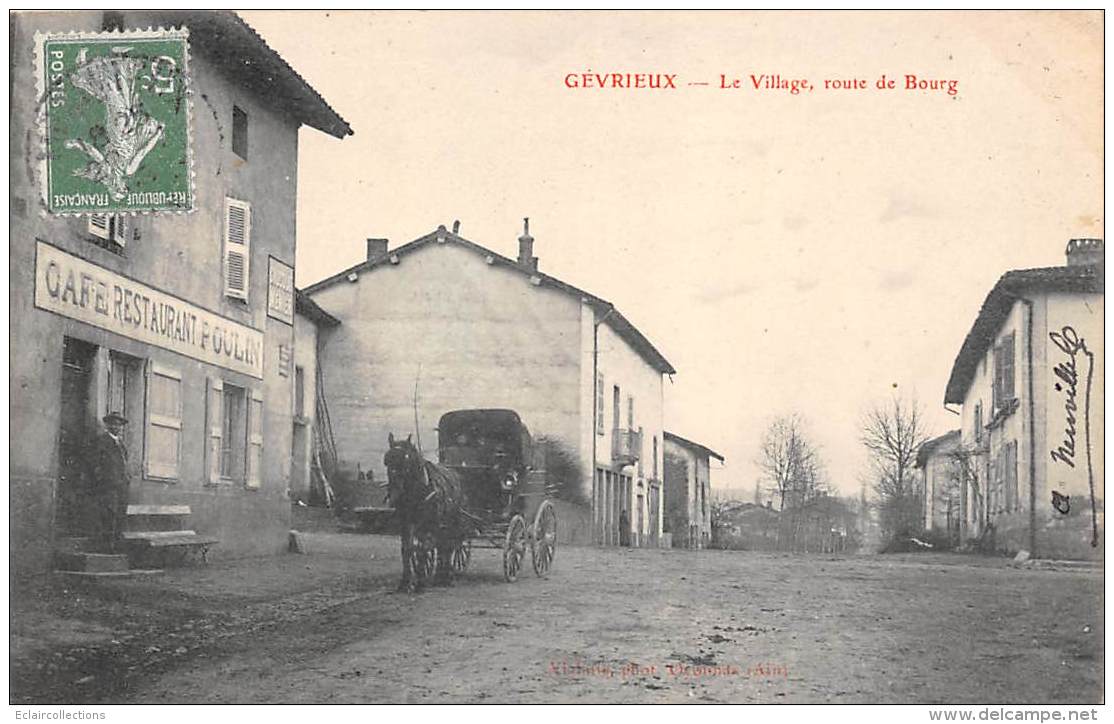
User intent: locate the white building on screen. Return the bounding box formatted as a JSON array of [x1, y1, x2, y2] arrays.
[[944, 238, 1104, 559], [304, 222, 675, 546]]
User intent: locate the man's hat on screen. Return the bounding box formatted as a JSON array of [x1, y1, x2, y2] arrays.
[[103, 411, 128, 425]]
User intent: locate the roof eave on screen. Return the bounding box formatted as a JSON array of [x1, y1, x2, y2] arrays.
[[943, 265, 1104, 405], [304, 228, 678, 375], [167, 11, 352, 138]]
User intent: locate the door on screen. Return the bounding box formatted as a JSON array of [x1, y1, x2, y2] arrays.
[[292, 422, 309, 501], [636, 492, 644, 548], [57, 338, 97, 535]]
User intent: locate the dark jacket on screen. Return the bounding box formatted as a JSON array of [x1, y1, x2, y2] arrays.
[[89, 431, 130, 493]]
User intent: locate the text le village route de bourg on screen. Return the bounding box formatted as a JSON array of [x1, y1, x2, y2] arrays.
[[563, 71, 960, 97]]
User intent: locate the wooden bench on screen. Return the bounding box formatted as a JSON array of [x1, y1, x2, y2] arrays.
[[124, 505, 219, 565]]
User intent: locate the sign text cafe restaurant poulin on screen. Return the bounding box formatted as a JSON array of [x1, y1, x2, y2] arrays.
[[9, 10, 351, 576]]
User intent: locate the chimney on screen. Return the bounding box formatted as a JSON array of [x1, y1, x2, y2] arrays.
[[517, 217, 537, 272], [366, 238, 388, 261], [1065, 238, 1104, 267]]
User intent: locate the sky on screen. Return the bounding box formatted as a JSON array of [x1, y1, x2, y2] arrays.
[[242, 10, 1103, 498]]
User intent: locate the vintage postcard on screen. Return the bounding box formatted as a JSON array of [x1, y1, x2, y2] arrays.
[[8, 9, 1104, 713]]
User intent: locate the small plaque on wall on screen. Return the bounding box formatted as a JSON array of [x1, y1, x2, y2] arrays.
[[267, 257, 295, 325]]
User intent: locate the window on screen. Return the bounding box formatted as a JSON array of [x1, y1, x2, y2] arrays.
[[221, 384, 247, 482], [627, 395, 634, 429], [973, 401, 983, 445], [637, 426, 645, 477], [144, 364, 181, 480], [652, 435, 659, 479], [595, 372, 605, 435], [88, 214, 128, 252], [294, 366, 306, 418], [207, 380, 262, 488], [992, 332, 1015, 412], [223, 198, 252, 300], [107, 352, 139, 420], [612, 385, 621, 430], [232, 106, 248, 160]]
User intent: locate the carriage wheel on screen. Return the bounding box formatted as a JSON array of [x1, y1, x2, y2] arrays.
[[531, 500, 557, 577], [450, 539, 472, 572], [503, 515, 527, 583], [409, 534, 437, 583]]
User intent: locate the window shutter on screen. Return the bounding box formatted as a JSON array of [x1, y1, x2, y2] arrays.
[[112, 215, 128, 246], [224, 198, 251, 300], [991, 345, 1001, 412], [88, 214, 111, 240], [1014, 441, 1020, 512], [246, 389, 264, 489], [596, 372, 605, 435], [144, 363, 182, 480], [206, 377, 223, 485], [1002, 333, 1015, 404]]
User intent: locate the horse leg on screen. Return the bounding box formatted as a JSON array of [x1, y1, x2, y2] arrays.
[[433, 535, 454, 587], [398, 524, 415, 593]]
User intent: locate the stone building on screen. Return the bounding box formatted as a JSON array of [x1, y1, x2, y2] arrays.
[[943, 238, 1104, 559], [663, 431, 724, 549], [303, 222, 676, 546], [9, 11, 350, 576]]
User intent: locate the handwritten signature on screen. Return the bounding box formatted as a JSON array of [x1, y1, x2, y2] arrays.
[[1048, 325, 1089, 469]]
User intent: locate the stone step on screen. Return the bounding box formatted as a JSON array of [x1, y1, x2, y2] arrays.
[[54, 551, 131, 573], [126, 504, 191, 516], [55, 568, 164, 579]]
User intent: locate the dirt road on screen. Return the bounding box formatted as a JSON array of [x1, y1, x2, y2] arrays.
[[10, 534, 1104, 704]]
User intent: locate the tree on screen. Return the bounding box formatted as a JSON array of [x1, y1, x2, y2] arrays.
[[860, 396, 930, 545], [758, 414, 826, 511], [757, 414, 828, 550]]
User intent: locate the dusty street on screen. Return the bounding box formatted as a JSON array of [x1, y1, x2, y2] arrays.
[[10, 533, 1104, 705]]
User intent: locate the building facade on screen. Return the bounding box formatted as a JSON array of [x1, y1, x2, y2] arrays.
[[9, 11, 350, 575], [290, 291, 341, 503], [944, 239, 1104, 560], [304, 223, 675, 546], [663, 431, 724, 548], [915, 430, 962, 541]]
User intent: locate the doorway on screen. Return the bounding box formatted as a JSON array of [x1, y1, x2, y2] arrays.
[[57, 337, 97, 535]]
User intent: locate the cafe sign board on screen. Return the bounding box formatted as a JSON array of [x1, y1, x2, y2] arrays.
[[35, 241, 263, 378]]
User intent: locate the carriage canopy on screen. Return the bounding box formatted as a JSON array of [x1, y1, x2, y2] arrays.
[[436, 409, 533, 470]]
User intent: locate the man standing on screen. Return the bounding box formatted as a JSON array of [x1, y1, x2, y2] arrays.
[[88, 412, 130, 547]]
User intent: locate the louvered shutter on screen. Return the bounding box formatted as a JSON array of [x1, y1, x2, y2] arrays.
[[1001, 333, 1015, 404], [88, 214, 111, 240], [112, 215, 128, 246], [224, 198, 251, 300], [596, 372, 605, 435], [206, 377, 223, 484], [246, 389, 264, 489]]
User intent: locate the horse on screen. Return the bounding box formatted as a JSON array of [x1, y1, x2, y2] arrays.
[[383, 433, 471, 592]]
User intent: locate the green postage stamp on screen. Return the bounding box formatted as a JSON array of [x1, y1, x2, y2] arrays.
[[37, 28, 194, 215]]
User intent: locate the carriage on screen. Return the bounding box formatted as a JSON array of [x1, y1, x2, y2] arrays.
[[434, 409, 558, 582]]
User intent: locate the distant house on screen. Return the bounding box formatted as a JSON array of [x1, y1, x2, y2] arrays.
[[303, 222, 675, 546], [712, 501, 780, 551], [915, 430, 961, 542], [944, 238, 1104, 559], [663, 432, 724, 548]]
